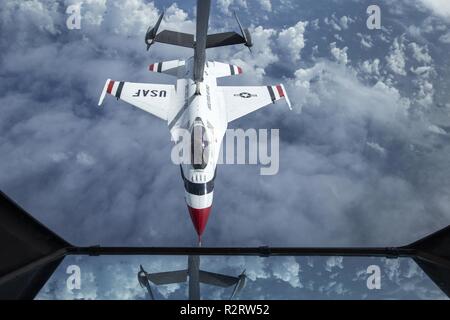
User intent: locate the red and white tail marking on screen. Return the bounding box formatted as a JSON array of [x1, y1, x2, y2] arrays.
[[276, 85, 285, 98], [268, 84, 292, 109], [149, 62, 163, 72], [230, 64, 243, 75], [107, 80, 115, 94], [106, 80, 123, 96], [98, 79, 126, 106]]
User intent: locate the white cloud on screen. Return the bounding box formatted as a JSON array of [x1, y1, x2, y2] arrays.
[[324, 16, 341, 31], [211, 25, 279, 82], [439, 32, 450, 43], [409, 43, 432, 64], [325, 257, 344, 272], [357, 33, 373, 49], [339, 16, 354, 30], [217, 0, 238, 14], [258, 0, 272, 12], [360, 59, 380, 76], [367, 142, 387, 156], [217, 0, 272, 15], [76, 152, 96, 166], [386, 37, 407, 76], [340, 16, 349, 29], [330, 42, 349, 65], [271, 257, 302, 288], [277, 21, 308, 62], [428, 124, 447, 135], [417, 0, 450, 20]]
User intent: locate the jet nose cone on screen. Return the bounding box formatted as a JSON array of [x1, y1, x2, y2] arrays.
[[188, 206, 212, 237]]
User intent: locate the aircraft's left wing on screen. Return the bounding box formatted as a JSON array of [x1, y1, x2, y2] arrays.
[[98, 79, 175, 121], [220, 84, 292, 123]]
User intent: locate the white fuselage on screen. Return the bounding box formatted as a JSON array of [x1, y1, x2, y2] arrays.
[[168, 58, 228, 236]]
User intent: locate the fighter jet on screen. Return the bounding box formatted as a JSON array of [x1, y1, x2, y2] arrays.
[[138, 256, 246, 300], [98, 0, 291, 244]]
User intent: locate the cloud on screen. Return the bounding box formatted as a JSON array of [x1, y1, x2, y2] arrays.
[[330, 42, 349, 65], [439, 32, 450, 43], [409, 43, 432, 64], [276, 21, 308, 63], [258, 0, 272, 12], [217, 0, 272, 15], [386, 37, 407, 76], [271, 257, 302, 288], [417, 0, 450, 20], [325, 257, 344, 272], [360, 59, 380, 76], [357, 33, 374, 49]]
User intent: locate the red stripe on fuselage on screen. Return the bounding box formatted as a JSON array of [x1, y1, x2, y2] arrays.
[[276, 85, 285, 98], [237, 66, 242, 74], [107, 81, 115, 94], [149, 64, 154, 71]]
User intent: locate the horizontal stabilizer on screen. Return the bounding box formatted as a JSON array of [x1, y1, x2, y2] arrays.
[[209, 61, 243, 78], [199, 270, 239, 288], [149, 60, 186, 77], [206, 32, 246, 49], [147, 270, 188, 285], [154, 30, 194, 48]]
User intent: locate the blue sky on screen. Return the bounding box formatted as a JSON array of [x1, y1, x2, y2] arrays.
[[1, 0, 450, 299]]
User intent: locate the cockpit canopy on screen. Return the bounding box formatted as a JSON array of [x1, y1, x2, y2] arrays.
[[191, 119, 211, 170]]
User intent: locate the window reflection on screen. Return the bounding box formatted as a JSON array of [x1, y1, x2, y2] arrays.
[[36, 256, 448, 300]]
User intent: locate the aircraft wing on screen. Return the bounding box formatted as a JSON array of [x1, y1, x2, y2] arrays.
[[199, 271, 240, 288], [98, 79, 176, 121], [220, 84, 292, 123], [147, 270, 188, 285]]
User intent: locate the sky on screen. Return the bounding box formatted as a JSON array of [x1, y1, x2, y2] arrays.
[[1, 0, 450, 299]]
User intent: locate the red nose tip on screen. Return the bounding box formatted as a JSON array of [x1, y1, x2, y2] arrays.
[[188, 206, 212, 237]]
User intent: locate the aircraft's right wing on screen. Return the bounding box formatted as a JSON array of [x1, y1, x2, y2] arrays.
[[147, 270, 188, 285], [199, 271, 240, 288], [98, 79, 175, 121], [220, 84, 292, 123]]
